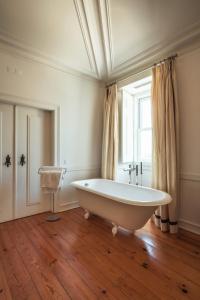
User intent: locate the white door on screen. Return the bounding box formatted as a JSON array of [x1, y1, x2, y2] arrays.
[[0, 104, 14, 222], [15, 106, 53, 218]]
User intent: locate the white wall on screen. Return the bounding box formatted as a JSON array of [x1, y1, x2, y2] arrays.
[[176, 47, 200, 234], [0, 48, 104, 212]]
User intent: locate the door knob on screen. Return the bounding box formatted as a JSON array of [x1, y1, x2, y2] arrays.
[[20, 154, 26, 166], [4, 155, 11, 167]]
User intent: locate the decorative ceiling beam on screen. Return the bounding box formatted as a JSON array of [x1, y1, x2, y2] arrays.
[[73, 0, 99, 78], [97, 0, 113, 78], [82, 0, 107, 79]]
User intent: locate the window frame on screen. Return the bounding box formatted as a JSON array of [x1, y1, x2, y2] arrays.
[[134, 90, 152, 167], [121, 89, 134, 164]]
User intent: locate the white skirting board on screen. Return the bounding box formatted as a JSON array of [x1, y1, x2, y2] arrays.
[[57, 201, 80, 212], [178, 219, 200, 235]]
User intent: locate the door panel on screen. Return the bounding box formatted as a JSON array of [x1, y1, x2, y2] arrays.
[[0, 104, 13, 222], [15, 106, 52, 218], [28, 115, 43, 205]]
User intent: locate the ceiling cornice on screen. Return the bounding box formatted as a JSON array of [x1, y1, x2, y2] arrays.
[[109, 20, 200, 80], [0, 1, 200, 82], [0, 29, 102, 83], [0, 28, 99, 81]]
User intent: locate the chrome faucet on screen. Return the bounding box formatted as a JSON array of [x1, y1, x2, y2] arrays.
[[123, 162, 143, 185], [123, 164, 136, 184]]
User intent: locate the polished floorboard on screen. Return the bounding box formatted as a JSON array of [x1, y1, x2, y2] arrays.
[[0, 208, 200, 299]]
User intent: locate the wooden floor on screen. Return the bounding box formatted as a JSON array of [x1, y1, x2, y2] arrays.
[[0, 208, 200, 300]]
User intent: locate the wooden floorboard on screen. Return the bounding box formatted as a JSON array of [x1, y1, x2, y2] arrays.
[[0, 208, 200, 299]]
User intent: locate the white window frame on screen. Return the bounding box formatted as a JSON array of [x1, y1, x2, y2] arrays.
[[134, 90, 152, 167], [121, 90, 134, 163]]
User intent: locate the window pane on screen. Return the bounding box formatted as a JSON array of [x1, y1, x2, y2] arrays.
[[140, 130, 152, 162], [140, 98, 151, 129], [122, 91, 134, 163]]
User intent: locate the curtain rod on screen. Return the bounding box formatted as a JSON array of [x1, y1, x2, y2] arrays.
[[153, 53, 178, 66], [106, 53, 178, 88]]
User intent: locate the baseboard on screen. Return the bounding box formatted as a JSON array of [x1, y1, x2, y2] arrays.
[[179, 218, 200, 235], [57, 201, 80, 212]]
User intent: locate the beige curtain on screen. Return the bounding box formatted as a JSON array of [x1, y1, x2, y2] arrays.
[[152, 58, 179, 233], [101, 84, 118, 180]]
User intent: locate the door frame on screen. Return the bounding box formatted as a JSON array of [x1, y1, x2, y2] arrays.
[[0, 92, 60, 219]]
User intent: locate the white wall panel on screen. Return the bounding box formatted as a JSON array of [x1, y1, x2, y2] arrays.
[[177, 47, 200, 234]]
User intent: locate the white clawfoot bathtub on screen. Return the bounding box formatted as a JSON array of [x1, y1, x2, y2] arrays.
[[71, 179, 172, 236]]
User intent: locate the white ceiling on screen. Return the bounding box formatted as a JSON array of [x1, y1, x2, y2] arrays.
[[0, 0, 200, 81]]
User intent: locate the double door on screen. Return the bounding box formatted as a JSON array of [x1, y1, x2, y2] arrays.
[[0, 103, 52, 222]]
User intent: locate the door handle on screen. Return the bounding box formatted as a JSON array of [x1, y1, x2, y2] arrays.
[[4, 155, 11, 167], [20, 154, 26, 166]]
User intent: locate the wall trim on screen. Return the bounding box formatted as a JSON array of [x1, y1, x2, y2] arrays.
[[0, 92, 58, 111], [180, 172, 200, 182], [59, 200, 79, 208], [0, 29, 100, 83], [179, 218, 200, 235], [66, 166, 100, 172], [57, 201, 80, 212], [97, 1, 200, 81], [108, 22, 200, 81]]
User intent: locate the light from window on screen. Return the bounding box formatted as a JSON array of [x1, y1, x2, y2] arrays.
[[121, 90, 134, 163], [138, 96, 152, 162], [139, 98, 151, 129], [121, 76, 152, 165]]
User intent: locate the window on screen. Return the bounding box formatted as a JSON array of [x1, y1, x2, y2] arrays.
[[121, 90, 134, 163], [121, 76, 152, 165], [135, 92, 152, 163]]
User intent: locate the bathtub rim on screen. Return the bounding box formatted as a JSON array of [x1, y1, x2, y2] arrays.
[[71, 178, 172, 207]]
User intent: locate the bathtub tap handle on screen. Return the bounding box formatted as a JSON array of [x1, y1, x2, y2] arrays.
[[123, 164, 135, 174], [140, 162, 143, 175], [123, 164, 136, 184], [140, 161, 143, 186], [135, 165, 139, 176]]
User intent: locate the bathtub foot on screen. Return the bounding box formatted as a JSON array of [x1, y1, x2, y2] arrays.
[[112, 223, 118, 236], [84, 209, 90, 220]]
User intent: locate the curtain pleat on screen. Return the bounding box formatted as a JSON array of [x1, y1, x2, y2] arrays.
[[152, 59, 179, 233], [101, 84, 118, 180]]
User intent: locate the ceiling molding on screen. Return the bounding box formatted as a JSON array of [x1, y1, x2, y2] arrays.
[[98, 0, 113, 76], [109, 20, 200, 80], [0, 28, 99, 81], [0, 2, 200, 82], [97, 1, 200, 81], [81, 0, 107, 79], [73, 0, 99, 78]]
